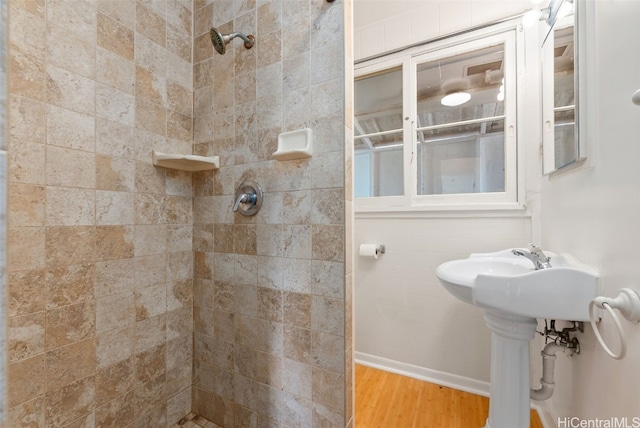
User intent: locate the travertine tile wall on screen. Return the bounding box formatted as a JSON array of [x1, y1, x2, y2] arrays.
[[0, 0, 8, 423], [6, 0, 196, 426], [191, 0, 348, 426]]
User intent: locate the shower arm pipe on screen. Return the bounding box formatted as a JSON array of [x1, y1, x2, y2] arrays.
[[530, 342, 574, 401], [224, 32, 254, 48]]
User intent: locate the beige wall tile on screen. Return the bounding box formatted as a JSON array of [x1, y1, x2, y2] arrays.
[[133, 374, 166, 421], [44, 376, 95, 428], [95, 225, 135, 261], [136, 3, 167, 47], [135, 314, 166, 353], [97, 12, 134, 61], [7, 269, 46, 317], [45, 300, 96, 350], [96, 190, 135, 225], [46, 338, 96, 390], [45, 263, 95, 309], [95, 258, 136, 298], [8, 48, 45, 101], [167, 306, 192, 341], [97, 47, 136, 95], [46, 104, 96, 151], [95, 390, 135, 427], [95, 356, 135, 405], [96, 154, 135, 192], [8, 396, 45, 427], [168, 278, 193, 311], [167, 24, 192, 63], [135, 33, 167, 74], [96, 292, 135, 334], [8, 139, 45, 184], [9, 5, 45, 59], [135, 97, 167, 136], [134, 224, 168, 256], [8, 226, 45, 271], [312, 367, 344, 412], [9, 94, 46, 143], [45, 146, 95, 189], [46, 64, 96, 115], [96, 326, 134, 369], [135, 343, 166, 383], [96, 83, 136, 126], [8, 354, 46, 407], [97, 0, 136, 30], [135, 283, 167, 321], [45, 187, 95, 226], [167, 110, 193, 141], [8, 183, 45, 227], [45, 226, 96, 266], [166, 0, 192, 39], [46, 24, 96, 80], [8, 312, 45, 362], [136, 65, 167, 106], [46, 0, 96, 41], [135, 254, 167, 288]]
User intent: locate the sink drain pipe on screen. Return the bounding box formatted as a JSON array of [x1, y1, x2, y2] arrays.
[[530, 342, 575, 401]]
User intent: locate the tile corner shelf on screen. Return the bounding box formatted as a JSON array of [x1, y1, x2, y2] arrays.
[[152, 151, 220, 171], [272, 128, 313, 161]]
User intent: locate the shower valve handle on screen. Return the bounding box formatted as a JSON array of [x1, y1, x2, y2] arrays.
[[232, 181, 263, 216], [232, 192, 256, 212]]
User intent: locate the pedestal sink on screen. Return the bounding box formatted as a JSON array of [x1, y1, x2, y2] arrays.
[[436, 249, 599, 428]]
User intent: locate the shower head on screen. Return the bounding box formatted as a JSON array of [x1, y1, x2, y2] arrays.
[[209, 27, 255, 55]]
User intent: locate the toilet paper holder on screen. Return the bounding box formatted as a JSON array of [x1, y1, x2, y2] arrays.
[[359, 244, 386, 258]]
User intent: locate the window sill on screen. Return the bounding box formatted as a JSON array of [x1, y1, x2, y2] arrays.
[[355, 201, 530, 219]]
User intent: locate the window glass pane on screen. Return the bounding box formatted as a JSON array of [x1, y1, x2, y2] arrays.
[[355, 66, 404, 198], [415, 43, 506, 196], [355, 67, 403, 136], [416, 44, 505, 128], [354, 132, 403, 197], [417, 120, 505, 195], [553, 26, 576, 169]]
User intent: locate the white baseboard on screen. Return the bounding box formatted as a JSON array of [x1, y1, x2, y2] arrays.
[[355, 351, 559, 428], [355, 351, 490, 397]]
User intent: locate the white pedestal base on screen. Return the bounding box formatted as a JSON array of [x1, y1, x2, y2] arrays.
[[482, 310, 538, 428]]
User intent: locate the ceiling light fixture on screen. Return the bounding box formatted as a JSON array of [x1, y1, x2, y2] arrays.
[[441, 78, 471, 107], [441, 92, 471, 107]]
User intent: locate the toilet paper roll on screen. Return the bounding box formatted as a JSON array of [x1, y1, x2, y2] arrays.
[[359, 244, 379, 259]]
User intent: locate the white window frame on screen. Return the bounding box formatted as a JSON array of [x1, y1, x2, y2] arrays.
[[354, 22, 526, 214]]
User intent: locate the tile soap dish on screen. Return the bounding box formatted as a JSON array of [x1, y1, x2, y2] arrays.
[[152, 151, 220, 171], [272, 128, 313, 161]]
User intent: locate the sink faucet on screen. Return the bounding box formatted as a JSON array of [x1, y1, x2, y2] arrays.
[[512, 244, 552, 270]]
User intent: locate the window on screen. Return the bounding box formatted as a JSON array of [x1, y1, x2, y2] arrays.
[[354, 26, 522, 212]]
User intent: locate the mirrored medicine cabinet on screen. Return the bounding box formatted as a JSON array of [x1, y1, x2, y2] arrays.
[[542, 0, 594, 175]]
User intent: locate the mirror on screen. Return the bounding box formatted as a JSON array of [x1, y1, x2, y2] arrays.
[[542, 0, 594, 174]]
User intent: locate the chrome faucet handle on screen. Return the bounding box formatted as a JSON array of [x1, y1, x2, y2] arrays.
[[232, 193, 253, 212], [528, 244, 551, 264], [512, 244, 552, 270], [232, 181, 263, 216]]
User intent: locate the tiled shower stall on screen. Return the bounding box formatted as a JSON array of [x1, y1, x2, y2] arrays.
[[4, 0, 353, 426]]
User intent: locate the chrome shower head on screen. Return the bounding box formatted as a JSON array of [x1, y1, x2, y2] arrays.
[[209, 27, 255, 55]]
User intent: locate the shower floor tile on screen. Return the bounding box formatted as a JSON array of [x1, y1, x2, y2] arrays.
[[171, 413, 219, 428]]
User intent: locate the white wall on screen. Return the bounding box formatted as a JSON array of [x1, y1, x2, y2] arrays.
[[354, 0, 530, 60], [541, 0, 640, 422], [355, 216, 532, 386], [353, 0, 542, 391]]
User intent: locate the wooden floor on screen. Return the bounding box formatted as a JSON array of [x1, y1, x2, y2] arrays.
[[355, 364, 543, 428]]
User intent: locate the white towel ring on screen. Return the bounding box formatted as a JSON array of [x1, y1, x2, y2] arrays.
[[589, 300, 626, 360]]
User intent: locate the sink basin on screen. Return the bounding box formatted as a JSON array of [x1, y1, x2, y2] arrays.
[[436, 249, 599, 321]]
